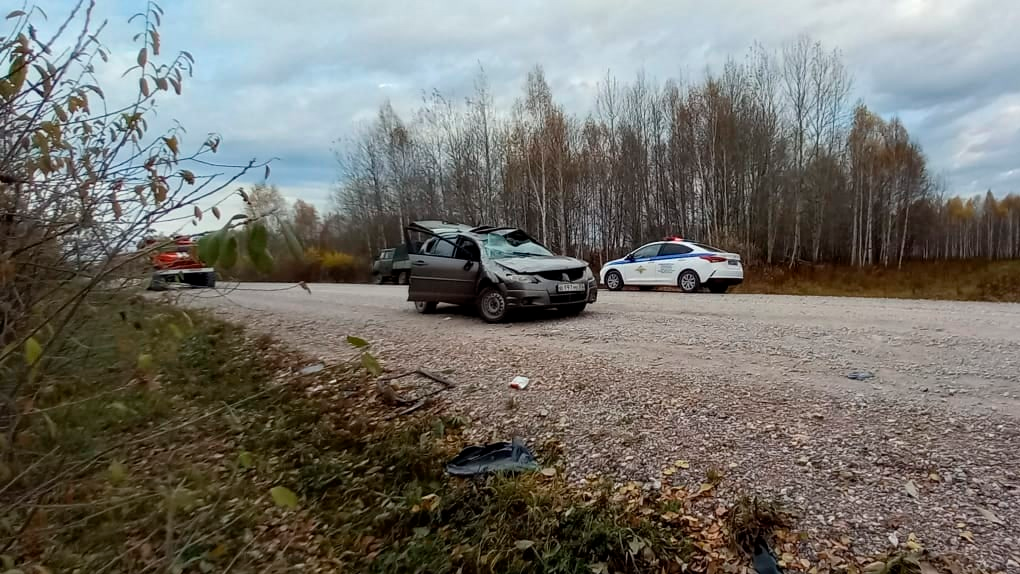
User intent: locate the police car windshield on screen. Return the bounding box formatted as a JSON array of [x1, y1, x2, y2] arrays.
[[482, 230, 554, 259]]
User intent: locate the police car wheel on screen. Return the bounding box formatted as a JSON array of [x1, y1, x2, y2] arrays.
[[604, 270, 623, 291], [678, 270, 701, 293]]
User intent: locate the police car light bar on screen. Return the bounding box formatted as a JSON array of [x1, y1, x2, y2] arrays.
[[663, 235, 684, 241]]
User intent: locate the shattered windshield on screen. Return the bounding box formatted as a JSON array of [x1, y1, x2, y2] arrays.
[[482, 230, 554, 259]]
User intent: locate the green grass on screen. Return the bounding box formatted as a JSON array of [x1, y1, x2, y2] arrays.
[[738, 259, 1020, 302]]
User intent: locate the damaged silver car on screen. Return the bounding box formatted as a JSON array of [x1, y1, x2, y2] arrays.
[[403, 220, 598, 322]]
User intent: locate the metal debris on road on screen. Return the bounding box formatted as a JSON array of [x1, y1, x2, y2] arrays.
[[510, 376, 530, 389], [847, 370, 875, 380]]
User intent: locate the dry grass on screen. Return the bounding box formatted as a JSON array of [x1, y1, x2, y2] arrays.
[[0, 297, 695, 573], [738, 260, 1020, 302]]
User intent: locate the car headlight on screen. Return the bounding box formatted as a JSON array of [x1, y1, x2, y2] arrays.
[[506, 273, 539, 284]]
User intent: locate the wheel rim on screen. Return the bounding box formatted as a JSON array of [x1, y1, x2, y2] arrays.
[[415, 301, 427, 311], [681, 273, 696, 291], [482, 291, 505, 318], [606, 273, 620, 290]]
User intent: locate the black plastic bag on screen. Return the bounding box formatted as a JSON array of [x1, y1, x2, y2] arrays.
[[446, 437, 539, 476]]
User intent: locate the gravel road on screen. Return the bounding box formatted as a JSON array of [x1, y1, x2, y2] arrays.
[[187, 283, 1020, 568]]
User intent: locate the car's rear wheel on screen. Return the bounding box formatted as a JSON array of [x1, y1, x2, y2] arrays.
[[414, 301, 437, 314], [374, 274, 384, 285], [708, 284, 728, 294], [678, 270, 700, 293], [397, 271, 409, 285], [559, 303, 587, 316], [604, 270, 623, 291], [477, 287, 508, 323]]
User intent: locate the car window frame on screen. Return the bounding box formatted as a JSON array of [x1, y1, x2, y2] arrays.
[[423, 234, 475, 261], [455, 236, 481, 261], [630, 243, 663, 260], [659, 243, 693, 256]]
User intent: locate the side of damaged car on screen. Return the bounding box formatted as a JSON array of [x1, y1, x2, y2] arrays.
[[403, 221, 598, 323]]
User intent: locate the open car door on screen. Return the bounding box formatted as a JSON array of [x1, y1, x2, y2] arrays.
[[404, 221, 479, 304]]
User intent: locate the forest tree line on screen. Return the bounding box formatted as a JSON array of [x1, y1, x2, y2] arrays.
[[292, 37, 1020, 267]]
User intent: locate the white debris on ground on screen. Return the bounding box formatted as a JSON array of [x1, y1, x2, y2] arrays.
[[188, 284, 1020, 570]]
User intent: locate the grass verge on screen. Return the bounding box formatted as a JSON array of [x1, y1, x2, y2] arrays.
[[737, 260, 1020, 302], [0, 295, 696, 573]]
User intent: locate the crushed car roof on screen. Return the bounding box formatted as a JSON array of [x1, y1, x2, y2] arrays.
[[407, 220, 538, 242]]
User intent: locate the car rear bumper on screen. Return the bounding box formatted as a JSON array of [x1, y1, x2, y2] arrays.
[[503, 280, 598, 307]]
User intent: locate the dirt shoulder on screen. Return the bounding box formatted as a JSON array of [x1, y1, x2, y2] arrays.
[[189, 284, 1020, 570]]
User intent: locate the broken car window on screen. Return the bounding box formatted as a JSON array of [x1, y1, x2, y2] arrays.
[[482, 230, 554, 259]]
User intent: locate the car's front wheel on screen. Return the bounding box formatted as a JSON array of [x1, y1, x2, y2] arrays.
[[477, 287, 508, 323], [678, 270, 701, 293], [397, 271, 409, 285], [604, 270, 624, 291], [414, 301, 437, 314]]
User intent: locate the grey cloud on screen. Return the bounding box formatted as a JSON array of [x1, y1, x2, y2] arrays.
[[81, 0, 1020, 199]]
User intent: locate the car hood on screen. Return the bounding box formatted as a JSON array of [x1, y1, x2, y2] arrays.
[[493, 256, 588, 274]]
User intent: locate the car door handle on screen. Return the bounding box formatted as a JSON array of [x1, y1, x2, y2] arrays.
[[413, 261, 427, 267]]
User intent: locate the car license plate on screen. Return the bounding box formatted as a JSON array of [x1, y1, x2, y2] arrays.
[[728, 260, 739, 266], [557, 283, 584, 293]]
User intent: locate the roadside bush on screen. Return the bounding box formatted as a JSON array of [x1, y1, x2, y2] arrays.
[[320, 250, 361, 282]]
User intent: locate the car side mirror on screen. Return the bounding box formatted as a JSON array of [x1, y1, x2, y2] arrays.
[[625, 254, 635, 261]]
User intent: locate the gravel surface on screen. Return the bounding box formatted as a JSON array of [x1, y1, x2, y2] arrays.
[[186, 283, 1020, 569]]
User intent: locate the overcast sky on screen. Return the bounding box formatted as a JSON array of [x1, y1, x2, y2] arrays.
[[30, 0, 1020, 229]]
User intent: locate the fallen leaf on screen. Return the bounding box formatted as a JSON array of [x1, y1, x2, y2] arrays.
[[238, 451, 254, 468], [540, 467, 557, 477], [514, 540, 535, 551], [888, 533, 899, 547], [347, 335, 370, 348], [675, 460, 690, 469], [270, 486, 298, 509], [906, 532, 922, 551], [928, 471, 941, 482], [690, 482, 714, 497], [904, 480, 919, 499], [589, 563, 608, 574], [976, 507, 1005, 526], [628, 537, 645, 554], [959, 530, 975, 543], [109, 461, 127, 484], [420, 493, 440, 511], [663, 467, 675, 476]]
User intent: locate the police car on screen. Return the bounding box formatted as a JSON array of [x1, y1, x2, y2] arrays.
[[600, 237, 743, 293]]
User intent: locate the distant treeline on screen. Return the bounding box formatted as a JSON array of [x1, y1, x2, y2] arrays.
[[277, 37, 1020, 267]]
